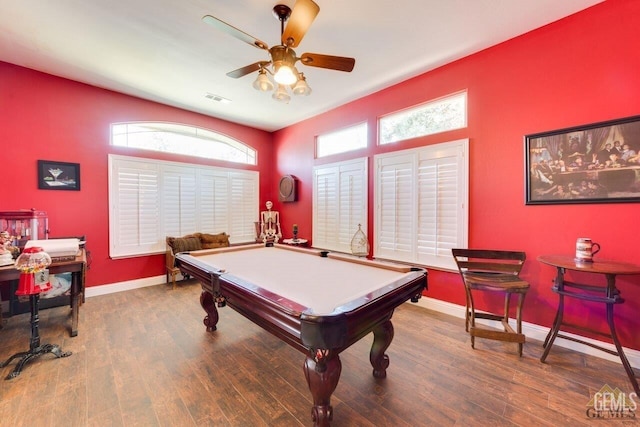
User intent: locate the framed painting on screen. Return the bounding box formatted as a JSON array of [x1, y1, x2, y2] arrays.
[[37, 160, 80, 191], [525, 115, 640, 205]]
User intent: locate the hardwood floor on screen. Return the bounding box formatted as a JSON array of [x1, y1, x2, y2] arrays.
[[0, 280, 637, 426]]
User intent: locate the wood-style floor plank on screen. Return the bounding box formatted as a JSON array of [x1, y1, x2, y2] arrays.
[[0, 279, 637, 426]]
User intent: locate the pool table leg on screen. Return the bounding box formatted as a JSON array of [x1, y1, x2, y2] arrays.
[[303, 350, 342, 427], [199, 291, 219, 332], [370, 319, 394, 378]]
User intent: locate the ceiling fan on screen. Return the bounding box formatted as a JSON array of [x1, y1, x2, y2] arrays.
[[202, 0, 356, 103]]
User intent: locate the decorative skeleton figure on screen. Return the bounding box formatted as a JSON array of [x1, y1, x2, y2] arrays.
[[260, 201, 281, 244]]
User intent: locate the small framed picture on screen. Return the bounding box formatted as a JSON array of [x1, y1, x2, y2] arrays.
[[37, 160, 81, 191]]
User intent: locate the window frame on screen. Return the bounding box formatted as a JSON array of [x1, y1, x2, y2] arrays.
[[111, 122, 258, 165], [315, 122, 368, 158], [378, 91, 467, 145]]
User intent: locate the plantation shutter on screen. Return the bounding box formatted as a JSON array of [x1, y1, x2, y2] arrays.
[[313, 166, 339, 248], [109, 155, 258, 258], [198, 170, 230, 234], [374, 139, 468, 270], [416, 146, 465, 268], [313, 158, 367, 252], [162, 166, 197, 237], [375, 153, 415, 261], [109, 158, 161, 257], [229, 171, 259, 242], [338, 163, 367, 248]]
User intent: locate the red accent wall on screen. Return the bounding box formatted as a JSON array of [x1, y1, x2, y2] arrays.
[[0, 63, 274, 287], [272, 0, 640, 350]]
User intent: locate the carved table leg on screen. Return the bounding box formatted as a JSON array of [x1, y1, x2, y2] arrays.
[[199, 291, 219, 332], [370, 319, 394, 378], [303, 350, 342, 427]]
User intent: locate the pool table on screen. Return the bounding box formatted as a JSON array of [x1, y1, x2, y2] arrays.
[[175, 244, 427, 426]]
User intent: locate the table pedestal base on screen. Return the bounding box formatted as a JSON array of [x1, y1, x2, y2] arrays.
[[1, 343, 71, 380], [539, 260, 639, 394], [0, 294, 71, 380]]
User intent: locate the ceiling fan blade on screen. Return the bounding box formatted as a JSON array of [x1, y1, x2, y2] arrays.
[[226, 61, 268, 79], [202, 15, 269, 50], [281, 0, 320, 48], [300, 53, 355, 72]]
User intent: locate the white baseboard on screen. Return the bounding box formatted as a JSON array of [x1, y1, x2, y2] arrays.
[[85, 275, 166, 298], [414, 296, 640, 369], [83, 278, 640, 369]]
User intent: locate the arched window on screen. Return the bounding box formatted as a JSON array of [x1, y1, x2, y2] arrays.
[[111, 122, 257, 165]]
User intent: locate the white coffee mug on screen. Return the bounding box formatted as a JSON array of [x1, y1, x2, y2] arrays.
[[576, 238, 600, 262]]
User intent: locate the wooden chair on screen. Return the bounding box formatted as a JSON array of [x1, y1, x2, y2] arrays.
[[452, 249, 529, 356], [166, 247, 182, 290]]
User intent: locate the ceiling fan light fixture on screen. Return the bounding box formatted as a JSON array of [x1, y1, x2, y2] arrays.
[[252, 69, 274, 92], [273, 63, 297, 85], [272, 84, 291, 103], [292, 73, 312, 96]]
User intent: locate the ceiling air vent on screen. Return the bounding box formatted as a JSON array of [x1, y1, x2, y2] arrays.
[[204, 93, 231, 104]]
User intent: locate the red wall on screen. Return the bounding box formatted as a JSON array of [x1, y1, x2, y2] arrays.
[[272, 0, 640, 350], [2, 0, 639, 351], [0, 63, 274, 287]]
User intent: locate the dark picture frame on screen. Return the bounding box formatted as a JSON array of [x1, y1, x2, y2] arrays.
[[525, 115, 640, 205], [37, 160, 80, 191]]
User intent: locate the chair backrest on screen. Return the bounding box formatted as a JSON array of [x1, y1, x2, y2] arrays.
[[452, 249, 526, 276]]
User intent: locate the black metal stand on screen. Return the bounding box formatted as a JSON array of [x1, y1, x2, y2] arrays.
[[0, 293, 72, 380]]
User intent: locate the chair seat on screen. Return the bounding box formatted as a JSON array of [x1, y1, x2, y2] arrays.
[[463, 272, 529, 292]]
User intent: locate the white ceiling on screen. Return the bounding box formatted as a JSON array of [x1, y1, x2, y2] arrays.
[[0, 0, 603, 132]]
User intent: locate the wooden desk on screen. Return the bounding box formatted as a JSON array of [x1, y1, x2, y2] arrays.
[[0, 249, 86, 337], [538, 254, 640, 393]]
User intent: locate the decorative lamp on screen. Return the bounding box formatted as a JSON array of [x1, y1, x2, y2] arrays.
[[292, 73, 312, 96], [350, 224, 370, 257], [273, 63, 297, 85], [272, 84, 291, 103], [15, 246, 52, 295], [252, 68, 275, 92]]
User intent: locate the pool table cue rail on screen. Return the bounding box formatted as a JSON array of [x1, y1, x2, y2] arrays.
[[326, 252, 414, 273]]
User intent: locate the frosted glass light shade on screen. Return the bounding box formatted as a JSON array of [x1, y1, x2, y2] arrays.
[[253, 70, 274, 92], [272, 84, 291, 103]]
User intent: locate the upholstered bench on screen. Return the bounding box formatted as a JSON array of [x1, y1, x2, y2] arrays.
[[165, 232, 230, 289]]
